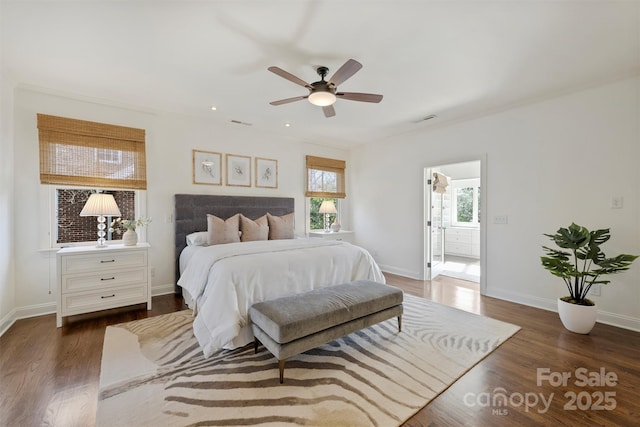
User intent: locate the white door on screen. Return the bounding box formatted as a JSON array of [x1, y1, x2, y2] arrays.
[[424, 169, 434, 280], [424, 159, 485, 290], [424, 169, 447, 280]]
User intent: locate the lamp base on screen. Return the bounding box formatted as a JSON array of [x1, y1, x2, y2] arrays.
[[96, 215, 108, 248]]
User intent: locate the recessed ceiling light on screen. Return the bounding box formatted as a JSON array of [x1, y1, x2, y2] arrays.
[[210, 106, 217, 111], [285, 123, 291, 127]]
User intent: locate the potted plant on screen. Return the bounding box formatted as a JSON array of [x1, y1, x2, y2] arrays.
[[541, 223, 637, 334], [110, 217, 151, 246]]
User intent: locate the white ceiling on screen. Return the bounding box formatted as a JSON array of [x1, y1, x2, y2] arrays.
[[2, 1, 639, 148]]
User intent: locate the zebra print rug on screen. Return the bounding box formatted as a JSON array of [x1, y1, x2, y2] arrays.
[[97, 294, 519, 427]]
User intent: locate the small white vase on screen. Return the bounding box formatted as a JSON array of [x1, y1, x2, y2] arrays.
[[122, 229, 138, 246], [557, 298, 597, 334], [330, 219, 341, 232]]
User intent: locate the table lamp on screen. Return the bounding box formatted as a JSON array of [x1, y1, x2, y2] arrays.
[[80, 193, 121, 247], [318, 200, 337, 232]]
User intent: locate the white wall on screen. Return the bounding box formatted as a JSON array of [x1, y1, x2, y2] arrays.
[[6, 78, 640, 333], [351, 76, 640, 331], [0, 78, 16, 335], [9, 87, 350, 323]]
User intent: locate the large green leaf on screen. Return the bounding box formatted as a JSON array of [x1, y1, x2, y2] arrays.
[[545, 223, 590, 250], [541, 223, 638, 303]]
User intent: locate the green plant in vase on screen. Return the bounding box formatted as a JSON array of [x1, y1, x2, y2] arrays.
[[541, 223, 637, 333]]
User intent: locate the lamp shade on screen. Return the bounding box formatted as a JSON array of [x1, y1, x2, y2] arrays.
[[308, 91, 336, 107], [318, 200, 337, 214], [80, 194, 121, 217], [432, 172, 449, 194]]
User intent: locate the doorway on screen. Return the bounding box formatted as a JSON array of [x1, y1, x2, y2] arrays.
[[424, 159, 485, 292]]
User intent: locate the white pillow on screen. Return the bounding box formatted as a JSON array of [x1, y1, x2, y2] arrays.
[[186, 231, 209, 246]]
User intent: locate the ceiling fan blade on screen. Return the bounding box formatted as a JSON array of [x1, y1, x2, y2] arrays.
[[336, 92, 383, 103], [323, 105, 336, 118], [268, 66, 312, 89], [270, 96, 307, 106], [328, 59, 362, 86]]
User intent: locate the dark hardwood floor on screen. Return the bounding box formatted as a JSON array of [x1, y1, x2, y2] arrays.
[[1, 274, 638, 426]]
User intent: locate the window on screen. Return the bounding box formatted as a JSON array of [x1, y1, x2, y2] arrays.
[[55, 188, 136, 244], [451, 178, 480, 226], [305, 155, 346, 198], [37, 114, 147, 247], [95, 148, 122, 164]]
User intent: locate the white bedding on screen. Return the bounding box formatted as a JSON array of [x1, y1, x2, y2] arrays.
[[177, 238, 385, 358]]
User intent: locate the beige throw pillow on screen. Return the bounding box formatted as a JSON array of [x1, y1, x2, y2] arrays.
[[240, 214, 269, 242], [207, 214, 241, 245], [267, 212, 295, 240]]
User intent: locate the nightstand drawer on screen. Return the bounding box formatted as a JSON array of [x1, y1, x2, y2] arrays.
[[61, 267, 148, 293], [60, 284, 148, 316], [60, 250, 147, 274]]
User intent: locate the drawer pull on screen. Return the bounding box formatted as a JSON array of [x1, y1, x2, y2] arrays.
[[100, 277, 116, 281], [100, 259, 116, 263], [101, 294, 116, 299]]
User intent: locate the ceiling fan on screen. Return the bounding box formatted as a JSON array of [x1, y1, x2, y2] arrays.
[[267, 58, 383, 118]]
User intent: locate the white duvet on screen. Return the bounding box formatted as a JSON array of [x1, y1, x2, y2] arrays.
[[177, 238, 385, 358]]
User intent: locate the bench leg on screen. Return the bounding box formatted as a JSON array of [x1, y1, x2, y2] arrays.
[[398, 315, 402, 332], [278, 359, 286, 384]]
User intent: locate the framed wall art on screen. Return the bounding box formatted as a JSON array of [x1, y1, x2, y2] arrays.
[[255, 157, 278, 189], [193, 150, 222, 185], [226, 154, 251, 187]]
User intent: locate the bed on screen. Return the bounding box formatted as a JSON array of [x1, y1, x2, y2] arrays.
[[174, 194, 385, 358]]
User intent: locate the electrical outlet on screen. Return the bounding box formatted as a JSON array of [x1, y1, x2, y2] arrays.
[[151, 267, 156, 278], [493, 215, 508, 224], [590, 284, 601, 297], [611, 197, 623, 209]]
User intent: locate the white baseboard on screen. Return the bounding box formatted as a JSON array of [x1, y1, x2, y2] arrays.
[[486, 287, 640, 332], [378, 265, 640, 333], [0, 309, 17, 337], [379, 264, 423, 281], [486, 288, 557, 313], [0, 301, 56, 337], [595, 309, 640, 332], [1, 285, 178, 338], [152, 283, 177, 296]]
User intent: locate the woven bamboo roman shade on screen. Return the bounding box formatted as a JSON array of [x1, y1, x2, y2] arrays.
[[305, 155, 346, 198], [37, 114, 147, 189]]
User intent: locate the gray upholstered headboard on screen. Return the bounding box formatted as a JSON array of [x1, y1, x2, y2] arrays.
[[174, 194, 295, 285]]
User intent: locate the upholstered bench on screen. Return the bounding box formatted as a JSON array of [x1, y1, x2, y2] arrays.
[[249, 280, 403, 383]]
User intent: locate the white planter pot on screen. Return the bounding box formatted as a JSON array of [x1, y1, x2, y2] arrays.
[[557, 298, 597, 334], [122, 229, 138, 246]]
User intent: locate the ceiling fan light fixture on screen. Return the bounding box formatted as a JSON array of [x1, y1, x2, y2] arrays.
[[268, 59, 381, 116], [308, 91, 336, 107]]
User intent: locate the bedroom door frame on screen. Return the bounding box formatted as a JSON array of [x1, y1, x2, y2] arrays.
[[423, 155, 487, 296]]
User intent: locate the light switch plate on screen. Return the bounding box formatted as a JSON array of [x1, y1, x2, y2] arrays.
[[493, 215, 508, 224]]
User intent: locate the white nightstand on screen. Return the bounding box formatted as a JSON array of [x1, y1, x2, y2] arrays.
[[308, 230, 355, 244], [56, 243, 151, 327]]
